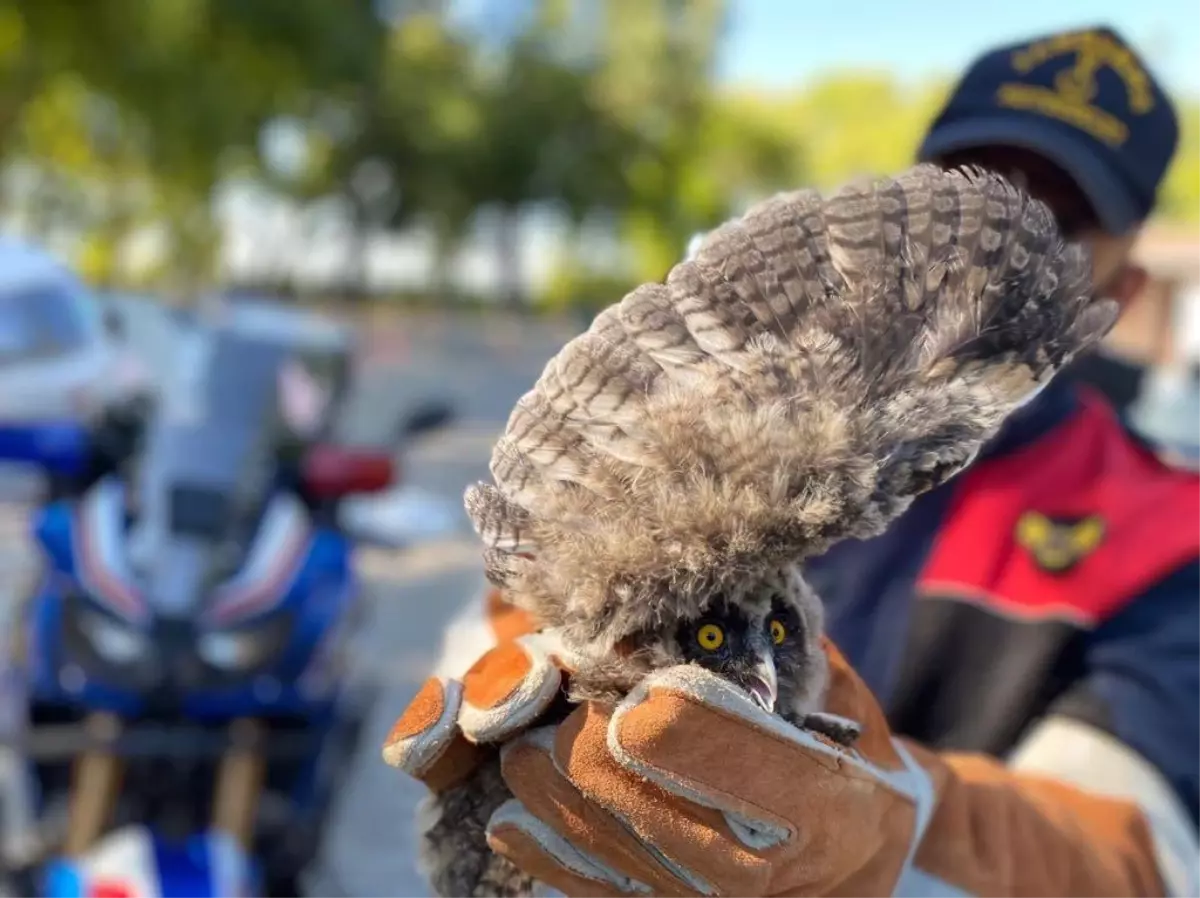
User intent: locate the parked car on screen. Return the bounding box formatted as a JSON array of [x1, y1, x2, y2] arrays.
[[0, 242, 149, 501]]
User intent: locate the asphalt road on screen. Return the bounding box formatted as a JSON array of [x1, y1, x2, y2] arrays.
[[283, 313, 582, 897], [0, 310, 584, 897]]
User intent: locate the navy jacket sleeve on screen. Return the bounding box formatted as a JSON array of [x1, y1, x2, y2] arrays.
[[1052, 558, 1200, 827]]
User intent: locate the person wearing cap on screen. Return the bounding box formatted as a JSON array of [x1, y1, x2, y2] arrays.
[[383, 25, 1199, 897], [915, 26, 1176, 417]]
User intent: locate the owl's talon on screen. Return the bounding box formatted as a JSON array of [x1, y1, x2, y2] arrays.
[[803, 711, 861, 747]]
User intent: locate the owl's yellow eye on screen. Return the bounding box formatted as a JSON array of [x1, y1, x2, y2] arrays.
[[769, 619, 787, 645], [695, 623, 725, 652]]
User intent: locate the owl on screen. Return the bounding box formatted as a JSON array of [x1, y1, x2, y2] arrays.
[[409, 163, 1117, 897]]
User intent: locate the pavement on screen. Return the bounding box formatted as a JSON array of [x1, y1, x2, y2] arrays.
[[0, 310, 584, 897], [319, 313, 580, 897]]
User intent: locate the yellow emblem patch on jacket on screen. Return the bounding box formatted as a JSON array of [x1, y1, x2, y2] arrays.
[[1015, 511, 1106, 574]]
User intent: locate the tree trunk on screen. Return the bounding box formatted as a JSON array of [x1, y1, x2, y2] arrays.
[[25, 172, 57, 242], [345, 197, 372, 305], [496, 204, 523, 310], [431, 229, 457, 303]]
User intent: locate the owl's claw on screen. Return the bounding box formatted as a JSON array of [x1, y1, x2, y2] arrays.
[[802, 711, 861, 747]]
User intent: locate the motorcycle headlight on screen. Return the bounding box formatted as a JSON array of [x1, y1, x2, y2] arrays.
[[197, 629, 274, 672], [196, 615, 293, 675], [61, 594, 159, 690], [76, 608, 149, 666]]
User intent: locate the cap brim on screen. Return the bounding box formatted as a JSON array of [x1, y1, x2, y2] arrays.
[[918, 116, 1142, 235]]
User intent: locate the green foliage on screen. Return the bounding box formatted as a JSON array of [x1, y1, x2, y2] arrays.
[[535, 260, 634, 317], [0, 0, 1193, 308], [1160, 102, 1200, 223]]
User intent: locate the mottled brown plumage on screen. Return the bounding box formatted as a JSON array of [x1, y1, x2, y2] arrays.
[[418, 164, 1115, 896]]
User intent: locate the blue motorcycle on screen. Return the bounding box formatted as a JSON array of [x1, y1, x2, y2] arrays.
[[0, 308, 455, 897]]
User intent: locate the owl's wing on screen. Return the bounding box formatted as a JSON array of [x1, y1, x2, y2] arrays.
[[465, 164, 1116, 648]]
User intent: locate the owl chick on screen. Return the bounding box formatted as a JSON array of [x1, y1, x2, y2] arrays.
[[414, 163, 1117, 897]]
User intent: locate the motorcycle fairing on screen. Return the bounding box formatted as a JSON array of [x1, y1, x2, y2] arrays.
[[202, 493, 313, 627], [70, 479, 147, 625], [66, 477, 322, 629], [29, 487, 359, 719]]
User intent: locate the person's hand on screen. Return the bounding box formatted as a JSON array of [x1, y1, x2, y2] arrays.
[[482, 638, 936, 896], [386, 626, 1165, 897], [384, 629, 932, 894], [484, 640, 1166, 897]]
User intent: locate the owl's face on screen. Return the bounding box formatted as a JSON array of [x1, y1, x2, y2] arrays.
[[575, 568, 826, 715], [671, 595, 812, 714]]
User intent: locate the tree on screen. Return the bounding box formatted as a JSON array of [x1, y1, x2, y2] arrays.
[[0, 0, 1193, 304], [1160, 102, 1199, 224], [4, 0, 389, 293]]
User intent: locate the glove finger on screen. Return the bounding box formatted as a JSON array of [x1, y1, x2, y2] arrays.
[[382, 677, 484, 791], [574, 667, 930, 894], [487, 798, 645, 898], [459, 631, 571, 744], [499, 724, 696, 897], [554, 702, 772, 897]]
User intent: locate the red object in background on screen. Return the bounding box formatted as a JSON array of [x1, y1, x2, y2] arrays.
[[91, 880, 136, 898], [301, 445, 396, 498]]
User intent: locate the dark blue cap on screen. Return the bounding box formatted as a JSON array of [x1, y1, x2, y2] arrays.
[[918, 26, 1179, 235]]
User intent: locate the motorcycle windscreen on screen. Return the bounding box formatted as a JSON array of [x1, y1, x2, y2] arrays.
[[126, 331, 294, 618]]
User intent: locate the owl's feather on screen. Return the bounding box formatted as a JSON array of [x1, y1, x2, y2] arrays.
[[423, 165, 1115, 898], [465, 163, 1113, 657]]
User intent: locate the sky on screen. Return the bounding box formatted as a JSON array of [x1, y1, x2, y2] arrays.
[[716, 0, 1200, 99]]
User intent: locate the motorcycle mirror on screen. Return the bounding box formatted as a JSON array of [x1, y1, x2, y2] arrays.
[[397, 401, 456, 442]]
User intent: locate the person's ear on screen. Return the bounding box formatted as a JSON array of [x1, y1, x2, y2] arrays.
[[1106, 264, 1149, 307]]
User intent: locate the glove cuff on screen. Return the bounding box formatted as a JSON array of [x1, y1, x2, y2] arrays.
[[898, 739, 1168, 897]]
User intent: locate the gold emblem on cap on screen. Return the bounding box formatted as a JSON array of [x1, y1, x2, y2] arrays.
[[997, 30, 1155, 146]]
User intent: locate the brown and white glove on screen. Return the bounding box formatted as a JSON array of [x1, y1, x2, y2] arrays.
[[386, 622, 1170, 897], [382, 624, 565, 792]]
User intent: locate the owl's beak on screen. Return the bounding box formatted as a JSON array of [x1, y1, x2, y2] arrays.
[[745, 653, 778, 713]]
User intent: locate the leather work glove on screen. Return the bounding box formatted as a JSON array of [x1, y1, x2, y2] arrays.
[[382, 624, 564, 792], [382, 586, 546, 793], [385, 605, 1167, 897]]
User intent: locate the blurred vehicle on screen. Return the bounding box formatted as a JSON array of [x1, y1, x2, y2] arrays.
[[211, 294, 462, 550], [0, 243, 152, 502], [94, 294, 195, 391], [0, 303, 457, 897]]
